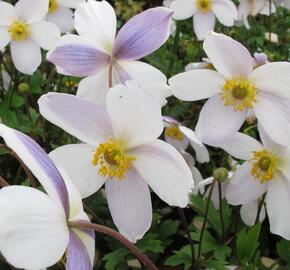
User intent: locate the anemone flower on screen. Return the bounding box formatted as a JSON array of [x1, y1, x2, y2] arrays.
[[0, 124, 94, 270], [47, 0, 172, 106], [169, 0, 237, 40], [0, 0, 60, 74], [170, 32, 290, 146], [38, 81, 194, 242]]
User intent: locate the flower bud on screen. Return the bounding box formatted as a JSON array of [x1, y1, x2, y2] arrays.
[[213, 167, 229, 182], [17, 83, 30, 94]]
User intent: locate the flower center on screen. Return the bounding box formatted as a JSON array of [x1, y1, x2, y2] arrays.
[[92, 139, 135, 180], [49, 0, 58, 13], [196, 0, 212, 13], [221, 77, 257, 111], [250, 150, 278, 183], [165, 126, 184, 141], [8, 21, 30, 41]]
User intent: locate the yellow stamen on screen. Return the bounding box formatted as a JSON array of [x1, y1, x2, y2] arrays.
[[221, 76, 257, 111], [196, 0, 212, 13], [92, 139, 135, 180], [8, 21, 30, 41], [165, 125, 184, 141], [250, 150, 278, 183], [49, 0, 58, 13]]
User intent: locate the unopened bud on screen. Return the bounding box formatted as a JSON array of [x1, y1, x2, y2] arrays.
[[17, 83, 30, 94], [213, 167, 229, 182]]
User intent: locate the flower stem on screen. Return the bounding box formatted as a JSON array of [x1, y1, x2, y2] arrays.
[[69, 221, 158, 270], [255, 193, 266, 225], [218, 182, 225, 242], [167, 22, 180, 76], [0, 176, 9, 187]]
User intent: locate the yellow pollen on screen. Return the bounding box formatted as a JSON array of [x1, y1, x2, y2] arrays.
[[92, 139, 135, 180], [196, 0, 212, 13], [250, 150, 278, 184], [221, 77, 257, 111], [49, 0, 58, 13], [8, 21, 30, 41], [165, 126, 184, 141]]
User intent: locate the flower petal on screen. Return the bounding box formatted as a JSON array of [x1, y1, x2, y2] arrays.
[[212, 0, 237, 26], [240, 200, 265, 226], [170, 0, 195, 20], [0, 186, 69, 269], [165, 131, 190, 150], [113, 7, 172, 60], [193, 12, 216, 40], [217, 132, 263, 160], [30, 21, 60, 50], [203, 32, 254, 77], [58, 0, 85, 9], [0, 2, 17, 26], [50, 144, 106, 199], [105, 169, 152, 243], [249, 62, 290, 99], [195, 95, 246, 145], [74, 0, 116, 53], [0, 124, 70, 215], [266, 174, 290, 240], [0, 27, 10, 50], [179, 126, 210, 163], [254, 91, 290, 145], [132, 139, 194, 207], [225, 162, 267, 205], [10, 39, 41, 75], [106, 82, 163, 148], [169, 69, 224, 101], [47, 6, 74, 33], [38, 93, 112, 145], [15, 0, 48, 24]]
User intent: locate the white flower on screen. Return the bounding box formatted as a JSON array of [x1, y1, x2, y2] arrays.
[[46, 0, 85, 33], [38, 81, 194, 243], [170, 32, 290, 146], [219, 128, 290, 239], [163, 116, 210, 163], [169, 0, 237, 40], [0, 124, 94, 269], [185, 58, 213, 71], [0, 0, 60, 74]]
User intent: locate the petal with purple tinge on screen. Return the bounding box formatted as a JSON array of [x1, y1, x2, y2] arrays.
[[0, 124, 70, 216], [113, 7, 172, 61], [212, 0, 237, 26], [38, 93, 112, 146]]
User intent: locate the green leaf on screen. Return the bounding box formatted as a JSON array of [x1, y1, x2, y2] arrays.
[[201, 260, 227, 270], [277, 240, 290, 264], [30, 71, 43, 94], [165, 245, 192, 270], [136, 233, 164, 253], [158, 219, 180, 245], [103, 248, 129, 270], [236, 223, 261, 266]]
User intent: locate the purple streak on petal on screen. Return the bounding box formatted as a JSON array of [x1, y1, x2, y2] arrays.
[[162, 116, 180, 125], [15, 131, 70, 218], [114, 62, 131, 84], [66, 230, 93, 270], [113, 7, 173, 61], [48, 44, 110, 77]]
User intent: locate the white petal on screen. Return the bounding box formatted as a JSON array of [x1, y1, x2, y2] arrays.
[[0, 27, 10, 50], [105, 169, 152, 243], [240, 200, 265, 226], [132, 139, 194, 207], [58, 0, 85, 9], [249, 62, 290, 99], [169, 69, 224, 101], [225, 162, 267, 205], [203, 32, 254, 77], [0, 186, 69, 269], [254, 91, 290, 146], [74, 0, 116, 53], [10, 40, 41, 75], [259, 0, 276, 15], [47, 6, 74, 33], [50, 144, 106, 199], [77, 67, 110, 105], [170, 0, 195, 20], [195, 95, 246, 145], [30, 21, 60, 50], [179, 126, 210, 163], [266, 174, 290, 240], [38, 93, 112, 145], [212, 0, 237, 26], [106, 82, 163, 149], [165, 132, 189, 150], [0, 2, 17, 26], [193, 12, 216, 40], [15, 0, 48, 24], [218, 132, 263, 160]]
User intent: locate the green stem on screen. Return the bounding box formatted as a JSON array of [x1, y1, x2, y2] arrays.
[[167, 22, 181, 76], [218, 182, 225, 242], [254, 193, 266, 225]]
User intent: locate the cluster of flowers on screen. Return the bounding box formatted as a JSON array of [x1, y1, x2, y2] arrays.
[[0, 0, 289, 269]]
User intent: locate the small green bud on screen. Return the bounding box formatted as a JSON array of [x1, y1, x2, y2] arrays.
[[17, 83, 30, 94], [213, 167, 229, 182]]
